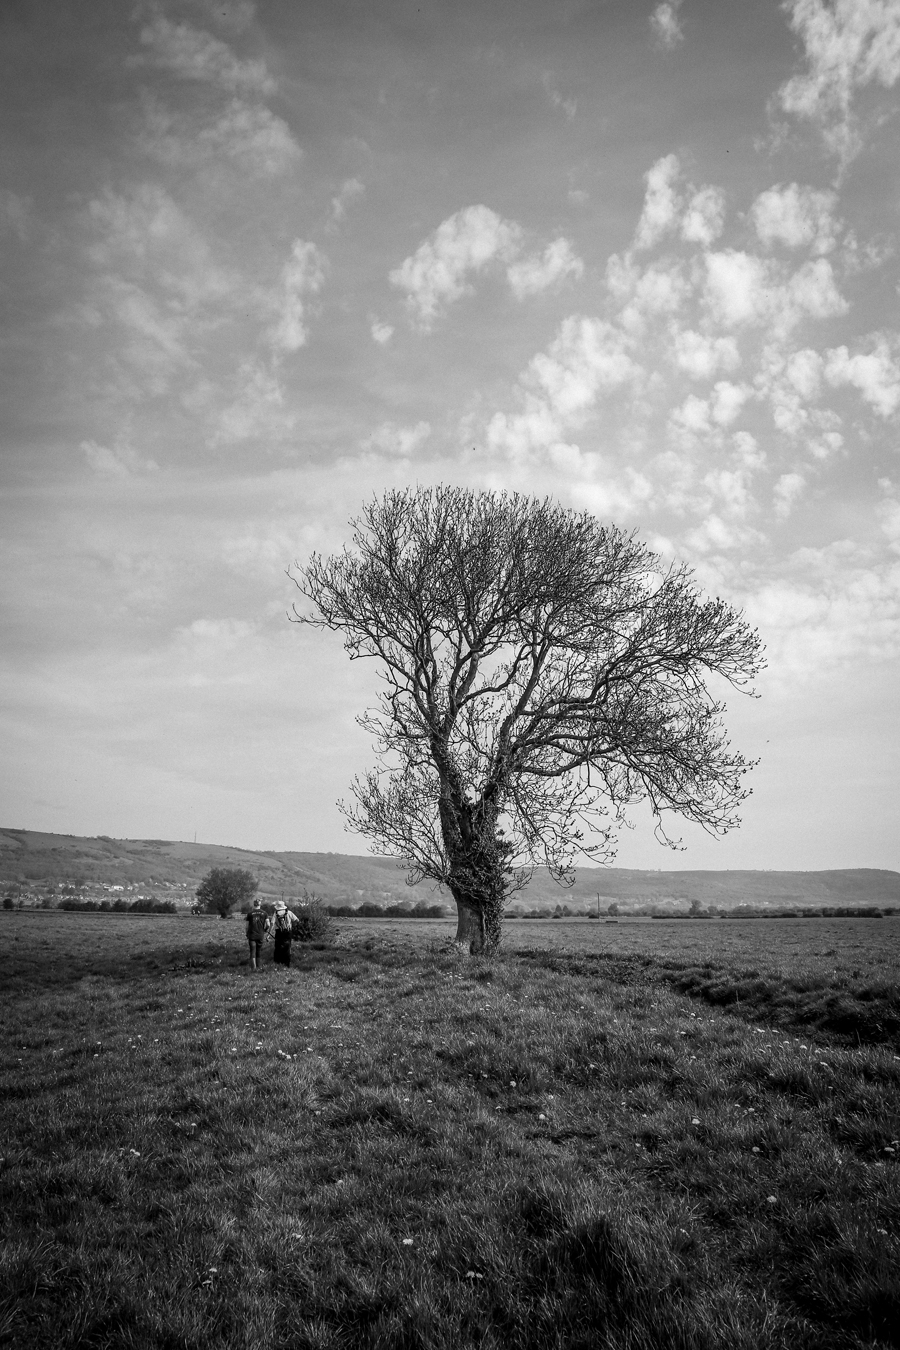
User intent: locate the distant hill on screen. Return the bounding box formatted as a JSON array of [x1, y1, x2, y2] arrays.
[[1, 828, 898, 912]]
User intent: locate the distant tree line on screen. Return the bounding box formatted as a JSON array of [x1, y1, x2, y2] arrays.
[[325, 901, 449, 919], [54, 897, 177, 914]]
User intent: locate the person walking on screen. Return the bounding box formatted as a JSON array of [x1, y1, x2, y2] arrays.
[[271, 899, 300, 967], [245, 897, 270, 971]]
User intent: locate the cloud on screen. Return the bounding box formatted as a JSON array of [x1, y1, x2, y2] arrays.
[[825, 335, 900, 416], [619, 260, 689, 333], [390, 205, 523, 328], [370, 319, 394, 345], [0, 189, 32, 243], [680, 186, 726, 246], [671, 328, 741, 380], [703, 250, 773, 326], [773, 470, 806, 518], [507, 237, 584, 299], [79, 184, 245, 393], [81, 441, 159, 478], [650, 1, 685, 50], [879, 483, 900, 552], [138, 94, 301, 175], [633, 154, 682, 250], [331, 178, 364, 224], [486, 316, 640, 459], [744, 539, 900, 680], [202, 100, 300, 173], [775, 0, 900, 163], [215, 358, 295, 443], [751, 183, 839, 252], [87, 184, 232, 307], [360, 421, 431, 458], [136, 13, 276, 95], [269, 240, 328, 354], [541, 72, 577, 120], [703, 250, 846, 331]]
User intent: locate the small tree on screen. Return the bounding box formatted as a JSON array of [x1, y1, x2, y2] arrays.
[[290, 486, 763, 954], [195, 867, 258, 919]]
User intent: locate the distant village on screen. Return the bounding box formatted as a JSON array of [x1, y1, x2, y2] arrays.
[[2, 873, 896, 921], [2, 877, 193, 912]]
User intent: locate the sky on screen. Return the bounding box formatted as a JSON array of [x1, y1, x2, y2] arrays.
[[1, 0, 899, 871]]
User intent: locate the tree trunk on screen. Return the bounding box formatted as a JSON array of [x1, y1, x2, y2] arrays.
[[437, 771, 508, 956], [452, 895, 486, 955]]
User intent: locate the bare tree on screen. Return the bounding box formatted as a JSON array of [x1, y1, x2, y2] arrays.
[[289, 486, 764, 954]]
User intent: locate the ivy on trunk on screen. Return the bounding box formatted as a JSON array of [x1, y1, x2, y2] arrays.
[[289, 486, 764, 953]]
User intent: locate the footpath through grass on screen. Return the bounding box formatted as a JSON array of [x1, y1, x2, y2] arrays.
[[1, 914, 899, 1349]]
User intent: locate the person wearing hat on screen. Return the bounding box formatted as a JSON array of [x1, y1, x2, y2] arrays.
[[271, 899, 300, 967]]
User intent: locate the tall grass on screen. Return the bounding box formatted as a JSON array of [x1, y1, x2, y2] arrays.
[[1, 916, 898, 1348]]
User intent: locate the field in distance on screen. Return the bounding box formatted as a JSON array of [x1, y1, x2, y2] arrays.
[[2, 826, 899, 914], [2, 909, 897, 1349]]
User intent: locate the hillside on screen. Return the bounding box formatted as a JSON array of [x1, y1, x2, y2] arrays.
[[1, 828, 898, 912]]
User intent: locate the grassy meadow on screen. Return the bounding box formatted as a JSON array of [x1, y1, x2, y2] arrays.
[[1, 912, 899, 1349]]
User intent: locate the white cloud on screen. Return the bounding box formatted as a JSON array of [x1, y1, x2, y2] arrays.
[[773, 470, 806, 518], [775, 0, 900, 162], [136, 14, 276, 95], [785, 346, 824, 399], [785, 257, 847, 322], [541, 72, 577, 120], [670, 393, 712, 435], [650, 1, 685, 50], [703, 250, 773, 326], [361, 421, 431, 458], [703, 250, 846, 332], [215, 358, 295, 443], [486, 316, 640, 459], [745, 540, 900, 680], [0, 189, 31, 243], [620, 260, 689, 332], [201, 100, 300, 173], [671, 328, 741, 380], [879, 484, 900, 551], [633, 154, 682, 250], [331, 178, 364, 224], [81, 441, 159, 478], [710, 380, 749, 426], [751, 183, 839, 253], [681, 186, 725, 246], [87, 184, 232, 307], [507, 237, 584, 299], [370, 319, 394, 345], [825, 335, 900, 416], [269, 240, 328, 353], [755, 344, 843, 444], [390, 205, 522, 328], [528, 317, 639, 419]]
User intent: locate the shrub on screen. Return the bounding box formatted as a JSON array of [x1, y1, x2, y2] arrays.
[[293, 893, 337, 943]]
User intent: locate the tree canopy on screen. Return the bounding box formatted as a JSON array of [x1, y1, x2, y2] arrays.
[[290, 486, 764, 952], [196, 867, 258, 918]]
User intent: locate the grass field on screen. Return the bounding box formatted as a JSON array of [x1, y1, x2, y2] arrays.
[[2, 912, 899, 1349]]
